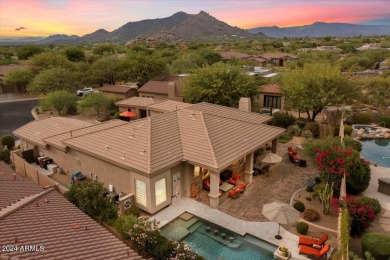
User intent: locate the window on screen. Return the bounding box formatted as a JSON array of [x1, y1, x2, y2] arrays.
[[264, 95, 281, 109], [135, 179, 147, 206], [155, 178, 167, 206]]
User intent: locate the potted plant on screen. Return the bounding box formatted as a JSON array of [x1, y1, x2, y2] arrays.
[[278, 245, 289, 257]]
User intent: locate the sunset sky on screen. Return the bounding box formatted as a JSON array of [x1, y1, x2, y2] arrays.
[[1, 0, 390, 37]]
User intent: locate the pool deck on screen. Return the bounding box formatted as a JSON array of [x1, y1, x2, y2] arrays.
[[151, 197, 320, 260]]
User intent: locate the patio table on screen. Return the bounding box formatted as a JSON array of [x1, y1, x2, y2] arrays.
[[219, 182, 234, 192]]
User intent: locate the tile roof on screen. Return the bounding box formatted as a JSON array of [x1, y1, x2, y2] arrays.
[[14, 102, 284, 174], [147, 100, 194, 112], [258, 52, 298, 60], [0, 161, 43, 209], [138, 81, 170, 95], [13, 117, 91, 146], [100, 84, 138, 94], [115, 96, 161, 108], [260, 84, 282, 94], [161, 75, 184, 96], [0, 163, 143, 260]]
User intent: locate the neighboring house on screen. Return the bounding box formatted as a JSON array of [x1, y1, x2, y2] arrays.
[[258, 53, 298, 67], [0, 161, 142, 260], [220, 51, 267, 66], [0, 64, 27, 93], [99, 84, 138, 99], [356, 43, 389, 51], [137, 76, 184, 102], [14, 99, 284, 214], [258, 84, 284, 110]]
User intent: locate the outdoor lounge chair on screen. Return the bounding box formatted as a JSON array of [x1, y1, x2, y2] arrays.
[[299, 244, 330, 259], [228, 173, 240, 185], [298, 233, 328, 247]]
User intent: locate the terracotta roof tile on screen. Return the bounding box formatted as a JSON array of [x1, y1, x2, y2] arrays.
[[100, 84, 138, 94], [258, 52, 298, 59], [115, 97, 162, 108], [0, 163, 143, 260], [220, 51, 251, 59], [260, 84, 282, 94], [147, 100, 193, 112], [138, 81, 170, 95]]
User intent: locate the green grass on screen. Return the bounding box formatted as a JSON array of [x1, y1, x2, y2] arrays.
[[279, 135, 293, 144]]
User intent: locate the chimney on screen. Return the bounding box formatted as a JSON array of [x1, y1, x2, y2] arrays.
[[239, 97, 251, 112], [167, 82, 175, 100]]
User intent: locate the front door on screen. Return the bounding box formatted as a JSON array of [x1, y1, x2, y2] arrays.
[[172, 172, 181, 202]]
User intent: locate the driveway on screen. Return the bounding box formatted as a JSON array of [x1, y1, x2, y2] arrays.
[[0, 99, 38, 138]]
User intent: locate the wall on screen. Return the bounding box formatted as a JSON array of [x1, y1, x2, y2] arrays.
[[139, 92, 183, 102]]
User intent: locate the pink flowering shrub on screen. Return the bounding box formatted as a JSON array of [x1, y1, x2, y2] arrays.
[[332, 196, 376, 237]]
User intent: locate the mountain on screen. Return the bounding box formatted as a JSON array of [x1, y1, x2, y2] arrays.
[[0, 36, 46, 46], [33, 34, 79, 44], [248, 22, 390, 38], [68, 11, 261, 44]]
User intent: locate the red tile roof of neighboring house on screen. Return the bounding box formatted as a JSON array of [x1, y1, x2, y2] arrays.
[[100, 84, 138, 94], [220, 51, 251, 59], [260, 84, 282, 94], [138, 77, 183, 97], [258, 53, 298, 60], [0, 162, 143, 260]]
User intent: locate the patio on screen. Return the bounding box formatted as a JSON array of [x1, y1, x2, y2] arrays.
[[215, 155, 318, 222]]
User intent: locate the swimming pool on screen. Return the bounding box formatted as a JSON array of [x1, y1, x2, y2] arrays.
[[360, 138, 390, 168], [160, 213, 277, 260]]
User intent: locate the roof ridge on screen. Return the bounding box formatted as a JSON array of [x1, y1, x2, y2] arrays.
[[0, 188, 53, 220], [147, 117, 152, 174], [198, 111, 218, 169]]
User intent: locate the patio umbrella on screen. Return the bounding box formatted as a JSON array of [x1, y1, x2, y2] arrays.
[[262, 202, 300, 240], [258, 152, 282, 164], [120, 111, 137, 118]]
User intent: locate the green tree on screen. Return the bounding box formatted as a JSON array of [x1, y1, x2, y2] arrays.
[[183, 62, 258, 107], [78, 92, 111, 116], [28, 67, 78, 94], [0, 135, 15, 149], [28, 52, 73, 74], [200, 50, 222, 65], [65, 181, 118, 223], [121, 54, 167, 85], [0, 147, 11, 164], [89, 56, 122, 86], [92, 44, 116, 56], [40, 90, 78, 115], [169, 53, 205, 74], [4, 69, 34, 92], [63, 46, 85, 62], [16, 45, 44, 60], [281, 63, 356, 121]]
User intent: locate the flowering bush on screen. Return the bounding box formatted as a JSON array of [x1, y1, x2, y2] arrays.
[[128, 216, 160, 255], [332, 196, 376, 237], [303, 208, 320, 222], [315, 145, 370, 196]]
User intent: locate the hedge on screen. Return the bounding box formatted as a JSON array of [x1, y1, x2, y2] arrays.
[[362, 232, 390, 260]]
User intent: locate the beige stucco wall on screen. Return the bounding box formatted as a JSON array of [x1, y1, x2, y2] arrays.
[[257, 93, 285, 110], [139, 92, 183, 102]]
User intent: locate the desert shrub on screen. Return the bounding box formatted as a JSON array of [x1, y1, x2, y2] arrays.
[[296, 119, 308, 129], [296, 222, 309, 235], [362, 232, 390, 260], [301, 130, 313, 139], [114, 111, 120, 119], [303, 208, 320, 222], [314, 176, 322, 184], [0, 135, 15, 149], [353, 112, 372, 124], [360, 196, 381, 215], [0, 147, 10, 163], [303, 122, 320, 138], [125, 205, 141, 217], [344, 136, 362, 152], [287, 125, 301, 136], [376, 115, 390, 128], [333, 125, 353, 136], [113, 214, 138, 239], [293, 201, 306, 212], [271, 112, 296, 128], [306, 186, 314, 192], [346, 156, 371, 195]]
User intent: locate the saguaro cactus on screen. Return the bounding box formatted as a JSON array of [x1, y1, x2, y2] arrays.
[[319, 182, 334, 215]]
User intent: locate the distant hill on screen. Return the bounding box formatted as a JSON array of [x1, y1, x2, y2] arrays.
[[248, 22, 390, 38], [37, 11, 262, 44], [0, 36, 45, 46], [33, 34, 79, 44]]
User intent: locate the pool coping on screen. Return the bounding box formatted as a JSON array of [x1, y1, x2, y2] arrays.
[[151, 197, 320, 260]]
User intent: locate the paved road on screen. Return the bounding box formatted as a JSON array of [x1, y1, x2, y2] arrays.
[[0, 99, 38, 138]]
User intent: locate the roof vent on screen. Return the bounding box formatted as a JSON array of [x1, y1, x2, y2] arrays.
[[36, 131, 40, 135], [139, 150, 146, 155], [104, 144, 110, 149], [120, 155, 126, 160], [129, 134, 134, 138]]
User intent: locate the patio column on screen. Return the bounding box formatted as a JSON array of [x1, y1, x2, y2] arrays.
[[244, 152, 254, 183], [208, 171, 221, 208], [272, 138, 279, 153]]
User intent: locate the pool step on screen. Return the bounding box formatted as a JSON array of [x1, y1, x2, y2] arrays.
[[198, 226, 242, 249], [188, 221, 203, 233], [243, 234, 277, 252]]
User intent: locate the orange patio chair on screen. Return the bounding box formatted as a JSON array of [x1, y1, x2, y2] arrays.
[[298, 233, 328, 247], [299, 244, 330, 259], [229, 173, 240, 185]]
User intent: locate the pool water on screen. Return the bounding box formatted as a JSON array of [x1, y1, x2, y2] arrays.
[[360, 139, 390, 168], [161, 215, 276, 260]]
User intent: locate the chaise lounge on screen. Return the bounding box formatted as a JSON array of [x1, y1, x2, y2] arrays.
[[298, 233, 328, 247], [299, 244, 330, 259]]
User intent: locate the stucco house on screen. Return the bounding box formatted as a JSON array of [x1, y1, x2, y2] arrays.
[[137, 76, 184, 101], [99, 84, 139, 99], [14, 99, 284, 214], [258, 84, 285, 111]]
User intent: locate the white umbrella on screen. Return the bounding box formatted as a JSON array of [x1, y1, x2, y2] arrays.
[[257, 152, 282, 164], [262, 202, 300, 240]]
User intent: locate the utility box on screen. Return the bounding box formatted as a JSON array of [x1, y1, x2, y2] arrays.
[[118, 193, 134, 215]]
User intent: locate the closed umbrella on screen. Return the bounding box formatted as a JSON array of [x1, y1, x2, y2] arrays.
[[262, 202, 300, 240], [258, 152, 282, 164]]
